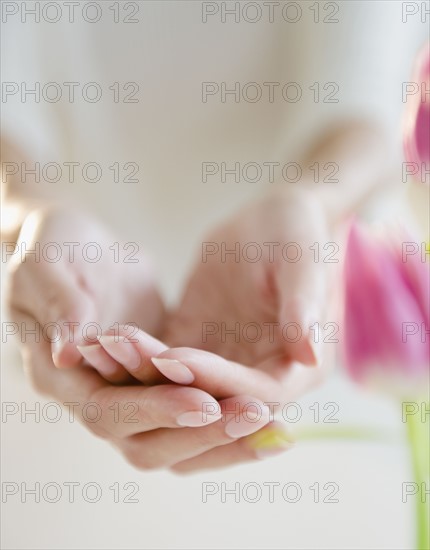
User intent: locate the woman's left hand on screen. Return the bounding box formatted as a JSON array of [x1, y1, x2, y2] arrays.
[[165, 186, 337, 378]]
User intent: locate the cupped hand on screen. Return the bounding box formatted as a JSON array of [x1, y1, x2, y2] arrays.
[[6, 205, 165, 379], [164, 186, 336, 380]]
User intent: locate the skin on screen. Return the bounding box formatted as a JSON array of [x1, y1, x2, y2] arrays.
[[2, 122, 392, 472]]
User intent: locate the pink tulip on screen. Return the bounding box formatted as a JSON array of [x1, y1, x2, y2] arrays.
[[342, 223, 429, 386], [404, 43, 430, 184]]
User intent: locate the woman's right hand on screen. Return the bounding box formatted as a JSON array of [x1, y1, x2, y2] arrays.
[[5, 205, 165, 378]]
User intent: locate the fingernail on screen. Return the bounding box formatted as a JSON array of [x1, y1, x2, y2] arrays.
[[224, 405, 270, 439], [247, 424, 295, 459], [176, 411, 222, 427], [77, 344, 119, 376], [296, 334, 321, 367], [303, 312, 321, 367], [98, 335, 141, 370], [51, 339, 64, 366], [308, 338, 322, 367], [151, 357, 195, 384]]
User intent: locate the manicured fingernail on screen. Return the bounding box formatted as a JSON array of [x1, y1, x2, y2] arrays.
[[224, 405, 271, 439], [77, 344, 119, 375], [247, 424, 295, 459], [51, 318, 80, 367], [308, 338, 321, 366], [176, 411, 222, 427], [51, 339, 64, 366], [98, 335, 141, 370], [295, 334, 321, 367], [151, 357, 195, 384], [303, 312, 321, 367]]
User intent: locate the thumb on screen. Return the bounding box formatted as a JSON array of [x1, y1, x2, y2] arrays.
[[274, 238, 328, 367]]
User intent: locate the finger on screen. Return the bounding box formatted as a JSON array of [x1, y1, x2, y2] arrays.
[[85, 383, 222, 437], [13, 311, 106, 403], [274, 196, 329, 366], [14, 312, 222, 437], [151, 347, 283, 401], [9, 257, 99, 369], [94, 326, 169, 384], [171, 421, 294, 473], [77, 343, 134, 385], [117, 396, 271, 470]]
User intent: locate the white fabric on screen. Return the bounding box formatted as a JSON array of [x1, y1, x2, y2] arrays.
[[2, 1, 427, 299]]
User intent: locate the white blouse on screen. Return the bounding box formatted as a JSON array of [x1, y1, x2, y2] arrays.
[[2, 0, 427, 298]]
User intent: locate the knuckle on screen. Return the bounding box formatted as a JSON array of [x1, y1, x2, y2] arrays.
[[81, 415, 111, 440], [123, 445, 162, 471], [83, 388, 114, 439]]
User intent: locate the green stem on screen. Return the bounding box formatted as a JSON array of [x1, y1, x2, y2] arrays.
[[406, 403, 430, 550], [297, 426, 394, 442]]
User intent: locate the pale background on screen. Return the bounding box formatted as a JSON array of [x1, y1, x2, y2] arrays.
[[1, 1, 428, 548]]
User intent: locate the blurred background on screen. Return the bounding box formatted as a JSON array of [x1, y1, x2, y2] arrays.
[[1, 1, 429, 548]]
